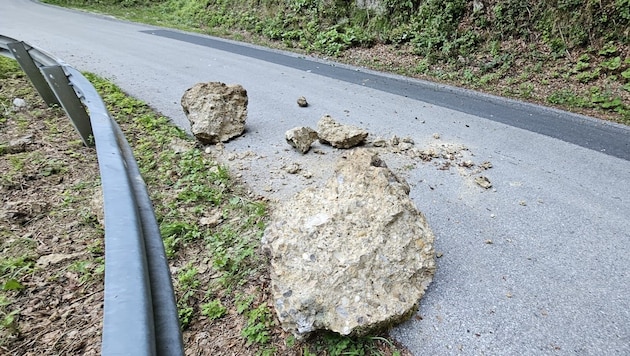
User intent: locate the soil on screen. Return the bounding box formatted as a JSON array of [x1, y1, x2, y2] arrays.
[[1, 72, 103, 355], [339, 42, 630, 125]]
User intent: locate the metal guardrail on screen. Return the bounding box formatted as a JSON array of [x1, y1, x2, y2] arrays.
[[0, 35, 184, 356]]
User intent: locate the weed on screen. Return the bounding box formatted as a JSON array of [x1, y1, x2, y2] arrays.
[[162, 235, 180, 259], [305, 332, 399, 356], [575, 69, 600, 83], [87, 240, 104, 255], [234, 293, 255, 314], [242, 303, 274, 346], [0, 57, 22, 79], [598, 43, 618, 56], [176, 263, 200, 329], [68, 258, 104, 285], [177, 263, 200, 290], [1, 279, 23, 291], [0, 306, 19, 340], [519, 82, 535, 99], [600, 57, 622, 71], [548, 89, 590, 108], [0, 256, 34, 281], [200, 299, 227, 320], [178, 306, 194, 329], [572, 55, 590, 72]]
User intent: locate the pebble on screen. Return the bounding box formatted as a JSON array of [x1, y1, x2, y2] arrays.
[[13, 98, 27, 110]]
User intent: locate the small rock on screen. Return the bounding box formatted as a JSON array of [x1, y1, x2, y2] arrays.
[[92, 189, 104, 225], [5, 135, 33, 154], [12, 98, 27, 110], [200, 211, 223, 227], [398, 142, 414, 151], [461, 160, 475, 168], [432, 133, 441, 139], [170, 138, 194, 154], [36, 253, 84, 268], [285, 162, 301, 174], [475, 176, 492, 189], [390, 135, 400, 146], [371, 137, 387, 147], [285, 127, 318, 154], [480, 161, 493, 170], [401, 137, 415, 144], [317, 115, 368, 149], [297, 96, 308, 107]]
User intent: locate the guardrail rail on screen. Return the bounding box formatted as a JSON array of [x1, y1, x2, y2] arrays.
[[0, 35, 184, 356]]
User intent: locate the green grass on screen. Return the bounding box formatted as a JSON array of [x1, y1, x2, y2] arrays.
[[0, 254, 34, 344]]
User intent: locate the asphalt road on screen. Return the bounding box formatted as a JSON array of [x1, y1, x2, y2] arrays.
[[2, 1, 629, 354]]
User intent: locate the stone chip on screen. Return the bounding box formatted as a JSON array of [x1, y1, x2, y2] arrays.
[[317, 115, 368, 149]]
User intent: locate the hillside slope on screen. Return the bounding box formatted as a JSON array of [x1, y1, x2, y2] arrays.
[[45, 0, 630, 124]]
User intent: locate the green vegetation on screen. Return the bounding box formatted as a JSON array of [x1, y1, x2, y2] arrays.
[[43, 0, 629, 124], [200, 298, 227, 320]]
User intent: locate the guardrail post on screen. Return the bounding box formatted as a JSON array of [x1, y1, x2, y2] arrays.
[[7, 42, 59, 106], [40, 65, 94, 147]]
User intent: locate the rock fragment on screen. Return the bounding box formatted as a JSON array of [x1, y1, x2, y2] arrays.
[[262, 149, 435, 338], [284, 162, 301, 174], [297, 96, 308, 107], [475, 176, 493, 189], [181, 82, 248, 144], [12, 98, 27, 111], [36, 252, 85, 267], [317, 115, 368, 149], [3, 135, 33, 154], [285, 127, 318, 154], [371, 137, 387, 147]]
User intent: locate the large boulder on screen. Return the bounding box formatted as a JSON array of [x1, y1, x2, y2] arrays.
[[262, 149, 436, 338], [181, 82, 248, 144], [317, 115, 368, 149]]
